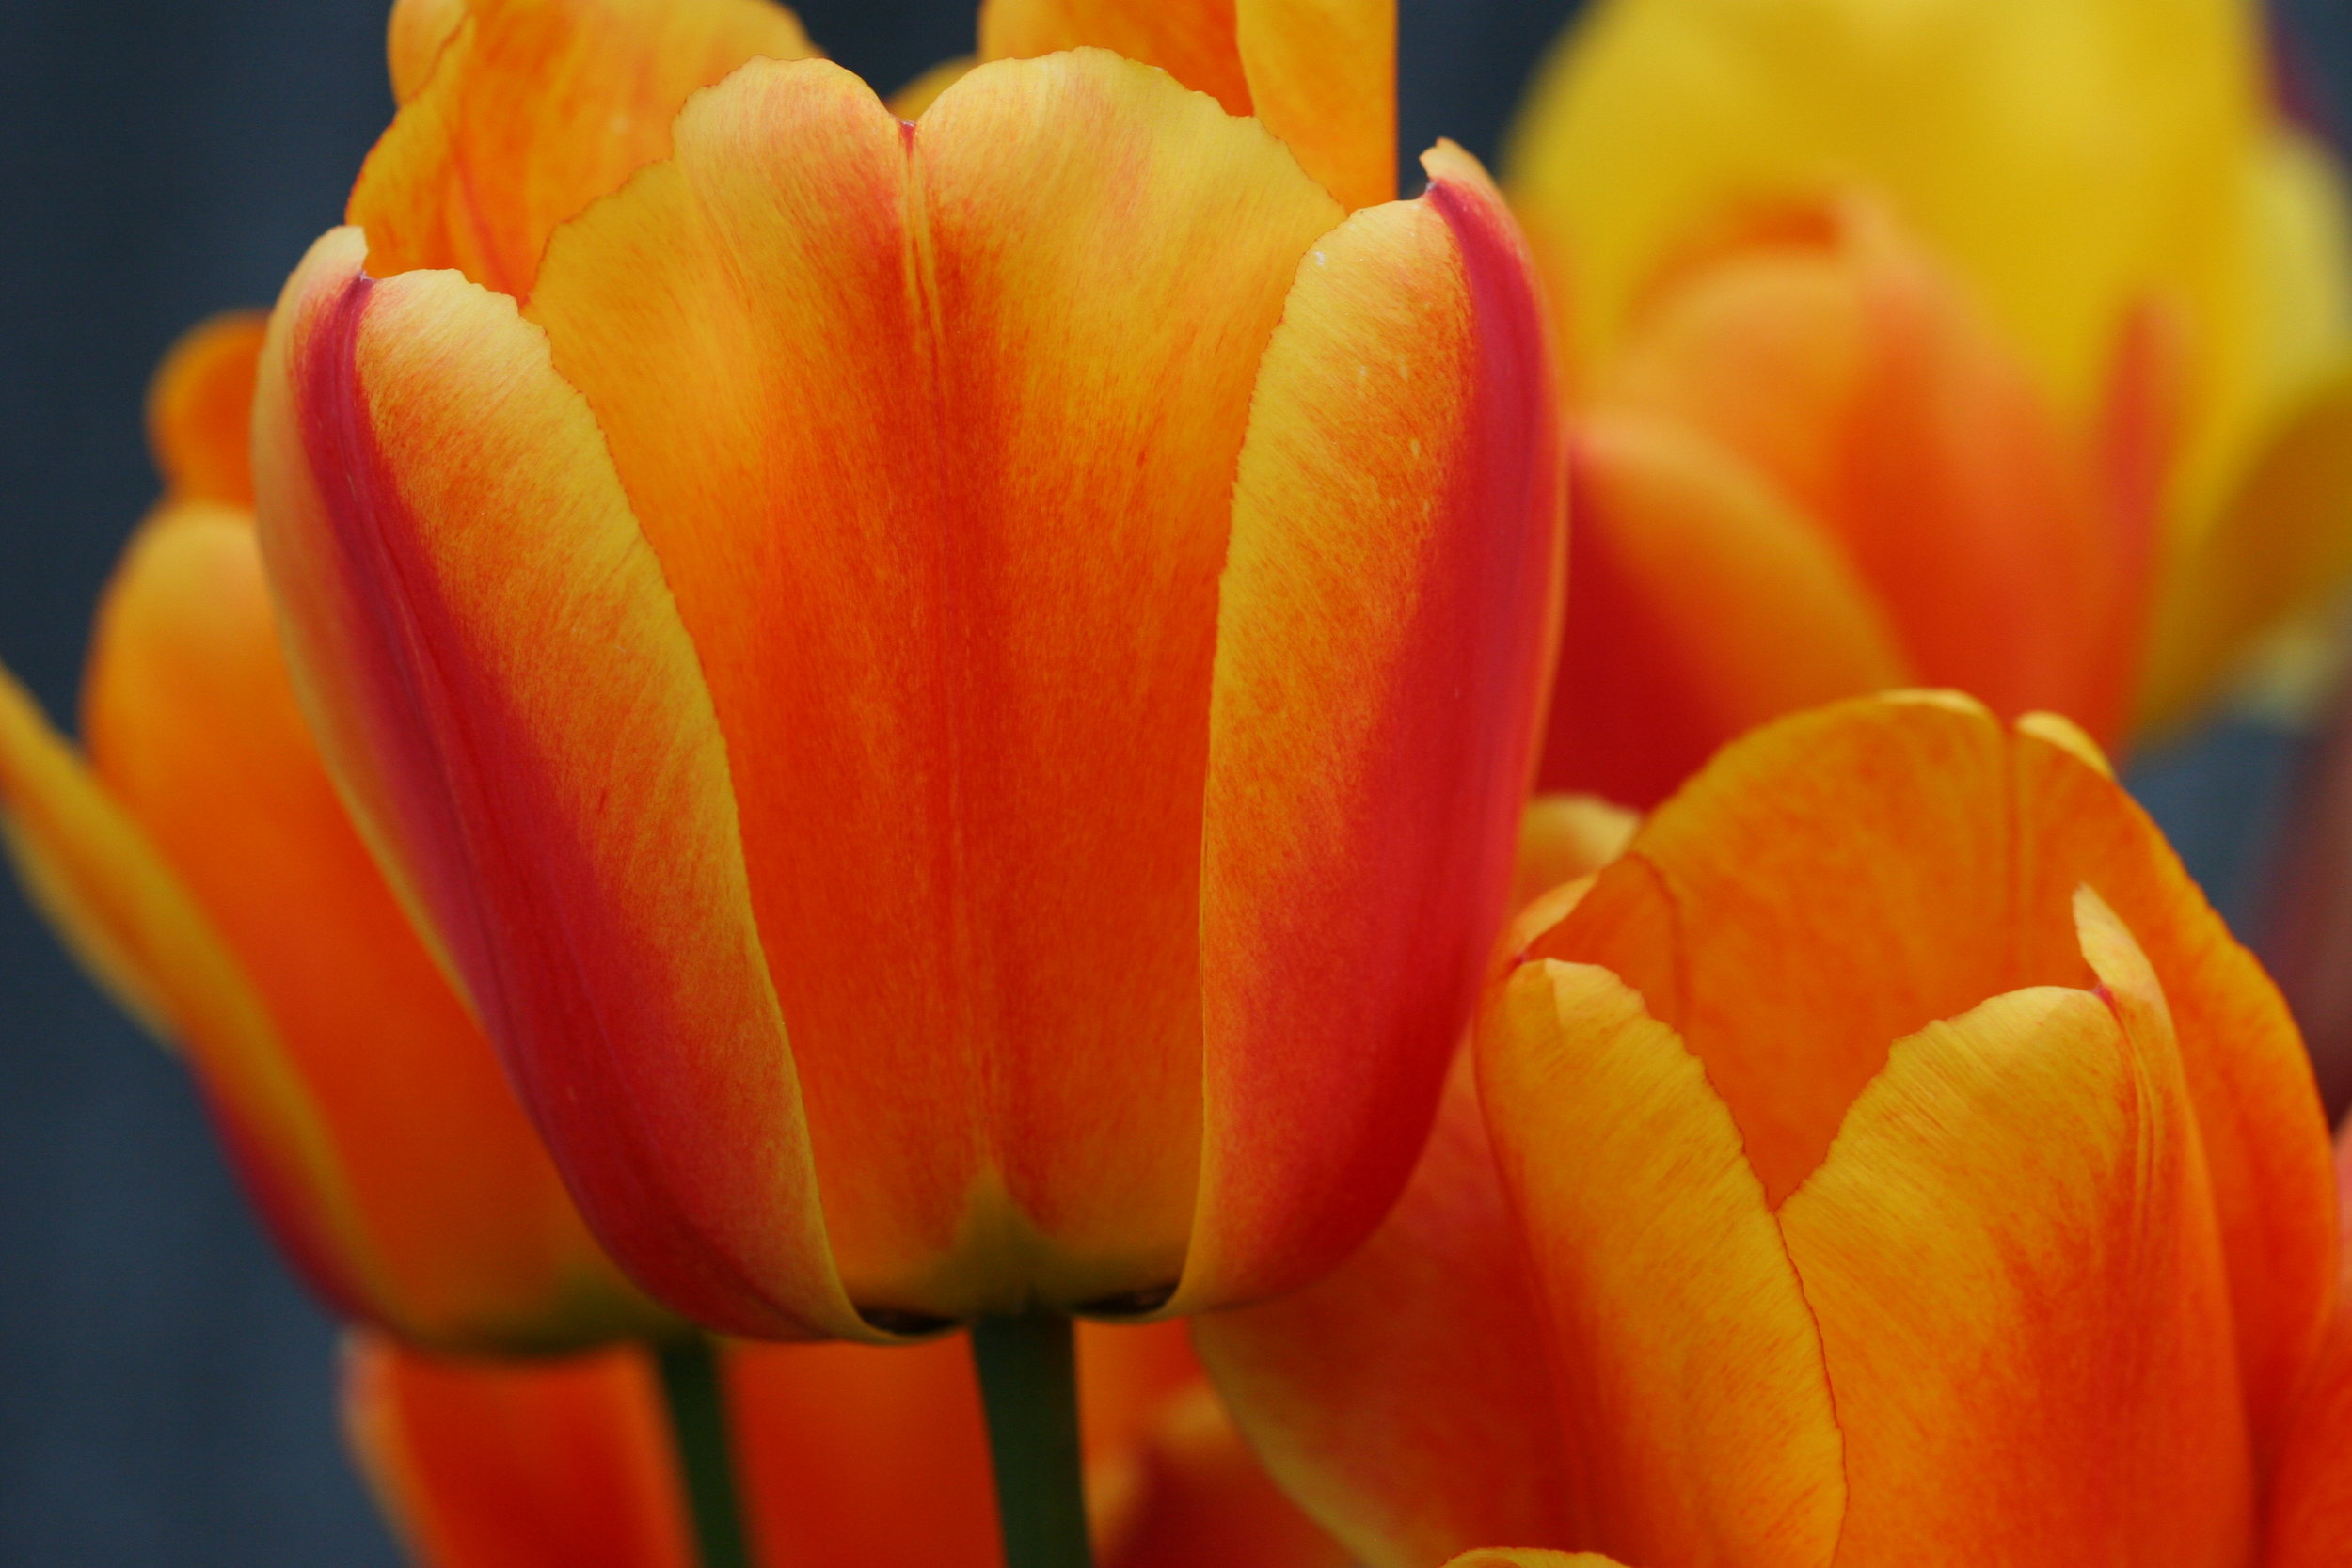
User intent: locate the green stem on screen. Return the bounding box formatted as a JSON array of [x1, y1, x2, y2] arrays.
[[970, 1312, 1094, 1568], [655, 1335, 754, 1568]]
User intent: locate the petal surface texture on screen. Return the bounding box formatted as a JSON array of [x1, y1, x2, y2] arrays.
[[1774, 894, 2249, 1562], [1180, 141, 1562, 1309], [976, 0, 1395, 209], [349, 0, 818, 294], [255, 227, 859, 1339], [524, 53, 1340, 1316], [83, 509, 656, 1350]]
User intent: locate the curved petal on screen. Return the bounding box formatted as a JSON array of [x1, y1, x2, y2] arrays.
[[386, 0, 468, 103], [1478, 959, 1846, 1568], [1535, 692, 2079, 1205], [525, 54, 1340, 1316], [1778, 899, 2250, 1564], [977, 0, 1393, 209], [1179, 143, 1562, 1310], [2012, 716, 2335, 1454], [253, 227, 860, 1340], [1445, 1558, 1625, 1568], [0, 657, 381, 1324], [1537, 409, 1908, 807], [1196, 1057, 1579, 1568], [348, 0, 817, 295], [85, 509, 659, 1351], [1601, 201, 2137, 740], [343, 1335, 691, 1568], [145, 311, 266, 507]]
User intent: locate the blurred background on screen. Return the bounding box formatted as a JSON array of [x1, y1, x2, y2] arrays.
[[0, 0, 2346, 1560]]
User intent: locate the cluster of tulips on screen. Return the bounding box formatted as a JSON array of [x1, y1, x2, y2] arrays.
[[13, 0, 2352, 1563]]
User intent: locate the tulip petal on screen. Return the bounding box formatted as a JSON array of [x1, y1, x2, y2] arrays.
[[145, 311, 267, 507], [386, 0, 468, 103], [344, 1334, 691, 1568], [1196, 1058, 1579, 1568], [2012, 719, 2335, 1453], [253, 228, 860, 1339], [1603, 203, 2138, 740], [730, 1338, 1001, 1568], [1479, 959, 1846, 1568], [1777, 894, 2252, 1562], [2263, 1128, 2352, 1568], [85, 509, 657, 1350], [0, 656, 380, 1323], [524, 54, 1341, 1314], [1536, 692, 2080, 1205], [977, 0, 1391, 209], [1445, 1558, 1626, 1568], [1538, 409, 1909, 807], [2138, 355, 2352, 729], [349, 0, 817, 295], [1179, 144, 1562, 1309]]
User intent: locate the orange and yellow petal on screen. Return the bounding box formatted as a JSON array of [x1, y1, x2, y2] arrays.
[[1602, 202, 2141, 740], [977, 0, 1393, 209], [1180, 143, 1562, 1311], [2011, 716, 2336, 1452], [526, 53, 1338, 1316], [1538, 409, 1907, 807], [253, 228, 858, 1340], [144, 311, 266, 508], [1534, 693, 2073, 1204], [1776, 894, 2250, 1561], [349, 0, 817, 295], [344, 1334, 691, 1568], [0, 658, 381, 1323], [1197, 1060, 1581, 1568], [84, 507, 658, 1350], [2264, 1127, 2352, 1567]]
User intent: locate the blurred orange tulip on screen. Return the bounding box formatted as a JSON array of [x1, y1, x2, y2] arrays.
[[1203, 692, 2347, 1567], [0, 315, 669, 1353], [252, 0, 1562, 1337], [1515, 0, 2352, 805], [345, 1321, 1347, 1568]]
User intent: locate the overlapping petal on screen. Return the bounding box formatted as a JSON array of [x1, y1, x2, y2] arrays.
[[1179, 140, 1562, 1310], [349, 0, 817, 295], [977, 0, 1393, 209], [253, 227, 860, 1340]]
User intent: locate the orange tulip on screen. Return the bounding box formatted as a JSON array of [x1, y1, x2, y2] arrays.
[[1516, 0, 2352, 806], [251, 0, 1563, 1338], [1202, 692, 2346, 1567], [344, 1321, 1347, 1568], [0, 315, 668, 1353], [1542, 199, 2156, 805]]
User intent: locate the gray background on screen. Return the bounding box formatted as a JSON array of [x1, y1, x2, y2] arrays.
[[0, 0, 2342, 1560]]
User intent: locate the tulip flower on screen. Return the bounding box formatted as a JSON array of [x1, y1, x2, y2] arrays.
[[0, 313, 669, 1354], [343, 1321, 1347, 1568], [1513, 0, 2352, 804], [250, 0, 1562, 1350], [1200, 692, 2344, 1567]]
